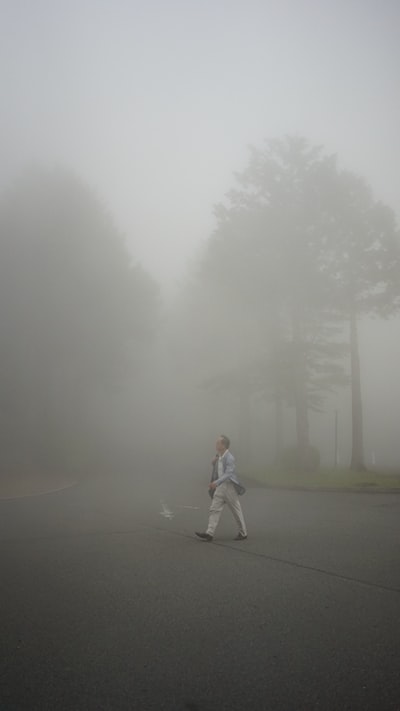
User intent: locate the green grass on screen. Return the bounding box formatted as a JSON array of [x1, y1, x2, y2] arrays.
[[249, 467, 400, 490]]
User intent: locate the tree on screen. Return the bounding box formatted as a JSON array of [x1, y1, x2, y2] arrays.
[[173, 136, 400, 472], [0, 167, 159, 473], [321, 171, 400, 469], [195, 137, 400, 471], [197, 136, 348, 469]]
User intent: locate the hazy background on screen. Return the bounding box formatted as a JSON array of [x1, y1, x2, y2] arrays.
[[2, 0, 399, 283], [1, 0, 399, 481]]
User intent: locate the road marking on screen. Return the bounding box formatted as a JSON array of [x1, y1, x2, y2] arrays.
[[159, 500, 174, 519], [150, 525, 400, 596], [0, 481, 77, 502], [159, 502, 200, 518]]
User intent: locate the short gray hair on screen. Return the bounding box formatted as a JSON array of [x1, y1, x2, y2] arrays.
[[219, 435, 230, 449]]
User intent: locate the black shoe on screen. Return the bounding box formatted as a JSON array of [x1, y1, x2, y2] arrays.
[[234, 533, 248, 541], [195, 532, 213, 541]]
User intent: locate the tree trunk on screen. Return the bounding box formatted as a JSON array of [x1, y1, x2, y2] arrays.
[[274, 390, 284, 466], [270, 307, 285, 467], [238, 385, 251, 466], [334, 410, 338, 469], [291, 309, 310, 469], [350, 307, 366, 471]]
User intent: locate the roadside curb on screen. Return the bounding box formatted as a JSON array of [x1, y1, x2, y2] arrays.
[[247, 484, 400, 494]]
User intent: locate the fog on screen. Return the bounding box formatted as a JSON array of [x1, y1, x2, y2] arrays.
[[1, 0, 400, 496]]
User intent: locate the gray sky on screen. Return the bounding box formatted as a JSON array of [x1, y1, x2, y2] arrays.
[[2, 0, 399, 285]]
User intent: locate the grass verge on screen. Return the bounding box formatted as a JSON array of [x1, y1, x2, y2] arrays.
[[248, 467, 400, 490]]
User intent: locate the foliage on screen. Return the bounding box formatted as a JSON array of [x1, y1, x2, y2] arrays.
[[318, 170, 400, 317], [195, 137, 350, 465], [0, 167, 159, 472], [189, 135, 400, 469]]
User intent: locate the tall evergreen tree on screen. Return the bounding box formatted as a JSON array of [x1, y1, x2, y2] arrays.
[[0, 167, 159, 472], [321, 171, 400, 469], [199, 137, 347, 469]]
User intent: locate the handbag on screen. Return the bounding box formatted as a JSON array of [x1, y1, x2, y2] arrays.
[[233, 483, 246, 496]]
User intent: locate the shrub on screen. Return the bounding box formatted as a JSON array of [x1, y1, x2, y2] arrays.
[[280, 445, 320, 471]]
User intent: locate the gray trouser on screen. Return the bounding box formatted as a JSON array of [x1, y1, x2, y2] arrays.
[[206, 480, 247, 537]]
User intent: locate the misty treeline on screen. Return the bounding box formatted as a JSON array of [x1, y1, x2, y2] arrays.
[[0, 168, 159, 476], [1, 136, 399, 480], [170, 137, 400, 472]]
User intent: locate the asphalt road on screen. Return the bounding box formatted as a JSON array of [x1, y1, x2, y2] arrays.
[[1, 473, 400, 711]]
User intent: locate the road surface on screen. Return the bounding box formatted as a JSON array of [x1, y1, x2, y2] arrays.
[[1, 473, 399, 710]]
